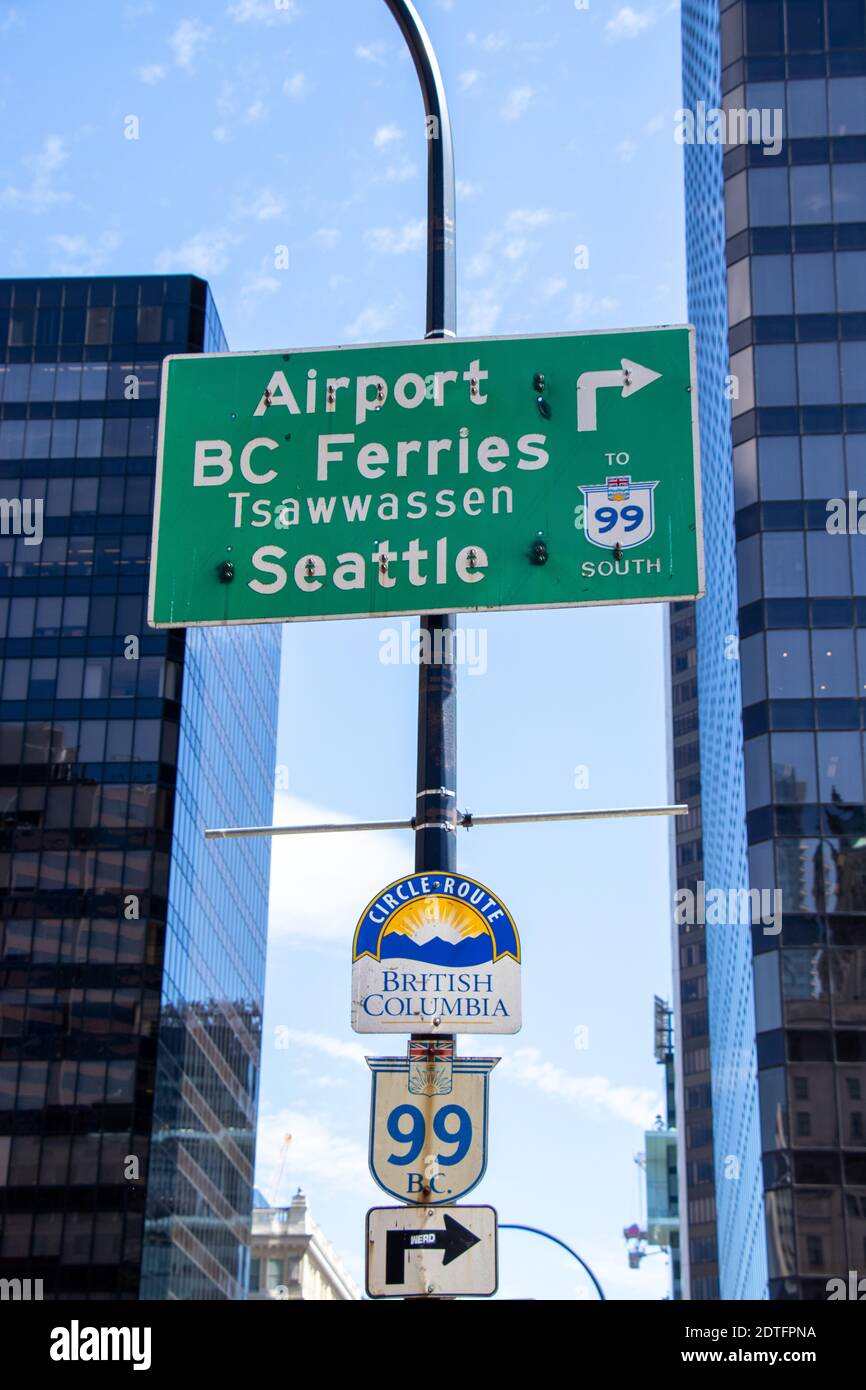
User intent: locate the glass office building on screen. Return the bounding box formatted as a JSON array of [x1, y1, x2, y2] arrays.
[[0, 275, 280, 1298], [678, 0, 866, 1298]]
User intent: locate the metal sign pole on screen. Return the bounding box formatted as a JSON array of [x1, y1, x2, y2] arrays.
[[383, 0, 458, 879]]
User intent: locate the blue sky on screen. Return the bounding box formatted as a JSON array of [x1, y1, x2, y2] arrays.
[[1, 0, 689, 1299]]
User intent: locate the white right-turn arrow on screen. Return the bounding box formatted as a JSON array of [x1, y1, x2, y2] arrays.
[[576, 358, 662, 432]]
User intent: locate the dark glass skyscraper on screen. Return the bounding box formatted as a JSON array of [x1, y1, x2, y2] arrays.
[[678, 0, 866, 1299], [0, 275, 280, 1298]]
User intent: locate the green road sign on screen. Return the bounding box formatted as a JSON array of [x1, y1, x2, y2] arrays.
[[148, 326, 703, 627]]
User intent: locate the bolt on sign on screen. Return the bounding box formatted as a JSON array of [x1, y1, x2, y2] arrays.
[[147, 326, 703, 627], [351, 872, 521, 1034]]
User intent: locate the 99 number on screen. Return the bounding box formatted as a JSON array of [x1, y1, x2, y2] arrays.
[[594, 504, 645, 534], [386, 1103, 473, 1167]]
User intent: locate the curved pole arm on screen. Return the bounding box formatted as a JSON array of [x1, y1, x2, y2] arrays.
[[383, 0, 456, 338], [499, 1223, 607, 1301]]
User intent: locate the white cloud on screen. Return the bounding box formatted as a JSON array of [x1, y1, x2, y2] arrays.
[[458, 70, 479, 91], [605, 6, 656, 40], [463, 287, 503, 336], [280, 1030, 367, 1068], [571, 291, 621, 323], [345, 302, 401, 341], [227, 0, 300, 22], [154, 227, 239, 277], [499, 1049, 661, 1128], [500, 85, 534, 122], [507, 207, 554, 230], [365, 218, 425, 254], [238, 272, 282, 305], [282, 1029, 660, 1131], [617, 138, 639, 162], [456, 179, 481, 199], [503, 238, 528, 262], [257, 1107, 377, 1201], [645, 111, 666, 134], [373, 123, 403, 149], [542, 276, 567, 299], [1, 135, 71, 214], [467, 30, 507, 51], [269, 794, 407, 937], [44, 229, 121, 274], [313, 227, 341, 250], [137, 63, 167, 84], [169, 18, 211, 71], [283, 72, 309, 99], [377, 160, 417, 184], [466, 250, 492, 279], [244, 98, 266, 123], [356, 39, 387, 64], [237, 189, 283, 220]]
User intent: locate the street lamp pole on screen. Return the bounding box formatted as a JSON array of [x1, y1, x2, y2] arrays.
[[383, 0, 457, 878]]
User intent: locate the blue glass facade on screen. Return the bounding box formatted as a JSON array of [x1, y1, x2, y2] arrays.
[[678, 0, 866, 1300], [0, 275, 279, 1299], [682, 0, 769, 1302]]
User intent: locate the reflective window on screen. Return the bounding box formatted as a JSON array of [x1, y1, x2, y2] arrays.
[[85, 307, 112, 346], [811, 528, 850, 594], [734, 438, 759, 507], [771, 731, 818, 802], [791, 165, 832, 224], [738, 534, 763, 603], [841, 343, 866, 405], [787, 0, 824, 53], [833, 165, 866, 222], [786, 79, 827, 136], [817, 731, 864, 803], [760, 436, 801, 499], [728, 258, 751, 325], [80, 363, 107, 402], [138, 305, 162, 342], [847, 436, 866, 494], [829, 2, 866, 47], [726, 170, 748, 238], [793, 253, 835, 313], [837, 252, 866, 311], [746, 735, 772, 809], [29, 364, 56, 402], [749, 167, 790, 225], [812, 629, 856, 696], [829, 77, 866, 135], [768, 631, 812, 697], [798, 344, 839, 405], [730, 345, 756, 415], [763, 533, 807, 596], [752, 254, 793, 314], [746, 0, 783, 53], [756, 344, 797, 405], [803, 435, 844, 497]]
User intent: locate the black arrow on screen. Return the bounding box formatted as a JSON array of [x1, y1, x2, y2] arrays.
[[385, 1214, 481, 1285]]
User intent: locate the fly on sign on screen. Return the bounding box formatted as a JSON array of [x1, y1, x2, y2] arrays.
[[148, 326, 703, 627]]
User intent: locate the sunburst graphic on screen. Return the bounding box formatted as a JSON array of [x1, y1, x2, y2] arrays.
[[383, 895, 490, 946]]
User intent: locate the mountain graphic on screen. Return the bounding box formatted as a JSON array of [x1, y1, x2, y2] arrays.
[[379, 932, 493, 967]]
